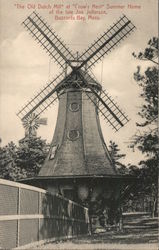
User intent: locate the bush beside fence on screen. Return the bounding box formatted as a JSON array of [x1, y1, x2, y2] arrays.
[[0, 179, 90, 249]]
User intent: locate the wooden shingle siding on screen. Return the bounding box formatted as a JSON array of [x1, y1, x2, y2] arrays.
[[39, 88, 116, 177]]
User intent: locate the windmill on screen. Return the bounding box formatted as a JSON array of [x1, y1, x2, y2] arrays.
[[18, 11, 136, 227], [22, 113, 47, 137]]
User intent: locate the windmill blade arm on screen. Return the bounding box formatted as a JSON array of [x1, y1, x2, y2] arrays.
[[23, 11, 75, 69], [78, 15, 136, 70], [17, 72, 65, 121], [88, 86, 124, 127], [94, 88, 129, 131], [18, 86, 58, 121], [22, 88, 57, 120], [77, 70, 129, 131]]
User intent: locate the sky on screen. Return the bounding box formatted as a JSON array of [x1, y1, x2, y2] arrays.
[[0, 0, 158, 165]]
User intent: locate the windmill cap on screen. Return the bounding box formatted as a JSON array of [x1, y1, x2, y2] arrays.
[[56, 69, 102, 93]]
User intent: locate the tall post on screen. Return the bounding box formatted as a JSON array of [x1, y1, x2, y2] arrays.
[[38, 192, 41, 241], [17, 187, 21, 247], [119, 182, 123, 231]]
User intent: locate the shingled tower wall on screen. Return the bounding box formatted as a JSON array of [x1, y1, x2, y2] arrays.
[[39, 88, 117, 178]]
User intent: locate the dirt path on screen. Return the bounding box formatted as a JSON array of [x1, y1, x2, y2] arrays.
[[31, 242, 157, 250], [23, 227, 158, 250]]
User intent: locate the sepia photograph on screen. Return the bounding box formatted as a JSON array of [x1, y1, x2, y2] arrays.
[[0, 0, 158, 249]]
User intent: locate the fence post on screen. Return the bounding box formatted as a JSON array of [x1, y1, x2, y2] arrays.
[[17, 186, 21, 247], [38, 192, 41, 241]]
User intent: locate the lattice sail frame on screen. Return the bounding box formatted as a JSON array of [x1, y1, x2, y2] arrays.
[[17, 11, 136, 131], [83, 89, 129, 132], [78, 70, 129, 132], [78, 15, 135, 70], [22, 11, 75, 69], [17, 72, 65, 120]]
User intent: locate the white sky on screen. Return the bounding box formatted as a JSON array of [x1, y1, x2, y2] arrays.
[[0, 0, 158, 165]]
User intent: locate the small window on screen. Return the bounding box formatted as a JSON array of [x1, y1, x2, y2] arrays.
[[69, 103, 79, 112], [49, 145, 58, 160], [67, 130, 79, 141]]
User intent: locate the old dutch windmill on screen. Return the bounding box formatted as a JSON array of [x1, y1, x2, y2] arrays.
[[18, 11, 136, 223]]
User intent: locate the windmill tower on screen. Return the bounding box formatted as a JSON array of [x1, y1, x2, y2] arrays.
[[18, 12, 136, 225]]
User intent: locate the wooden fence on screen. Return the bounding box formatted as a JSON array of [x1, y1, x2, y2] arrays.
[[0, 179, 90, 249]]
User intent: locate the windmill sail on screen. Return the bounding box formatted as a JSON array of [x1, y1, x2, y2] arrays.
[[77, 15, 136, 70], [18, 12, 136, 132], [17, 69, 78, 121], [77, 70, 129, 131], [17, 72, 65, 120], [22, 11, 75, 69]]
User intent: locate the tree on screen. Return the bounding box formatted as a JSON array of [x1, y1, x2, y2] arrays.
[[0, 136, 48, 181], [108, 140, 128, 174], [0, 142, 26, 180], [130, 37, 158, 217], [132, 37, 158, 65], [16, 136, 48, 178]]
